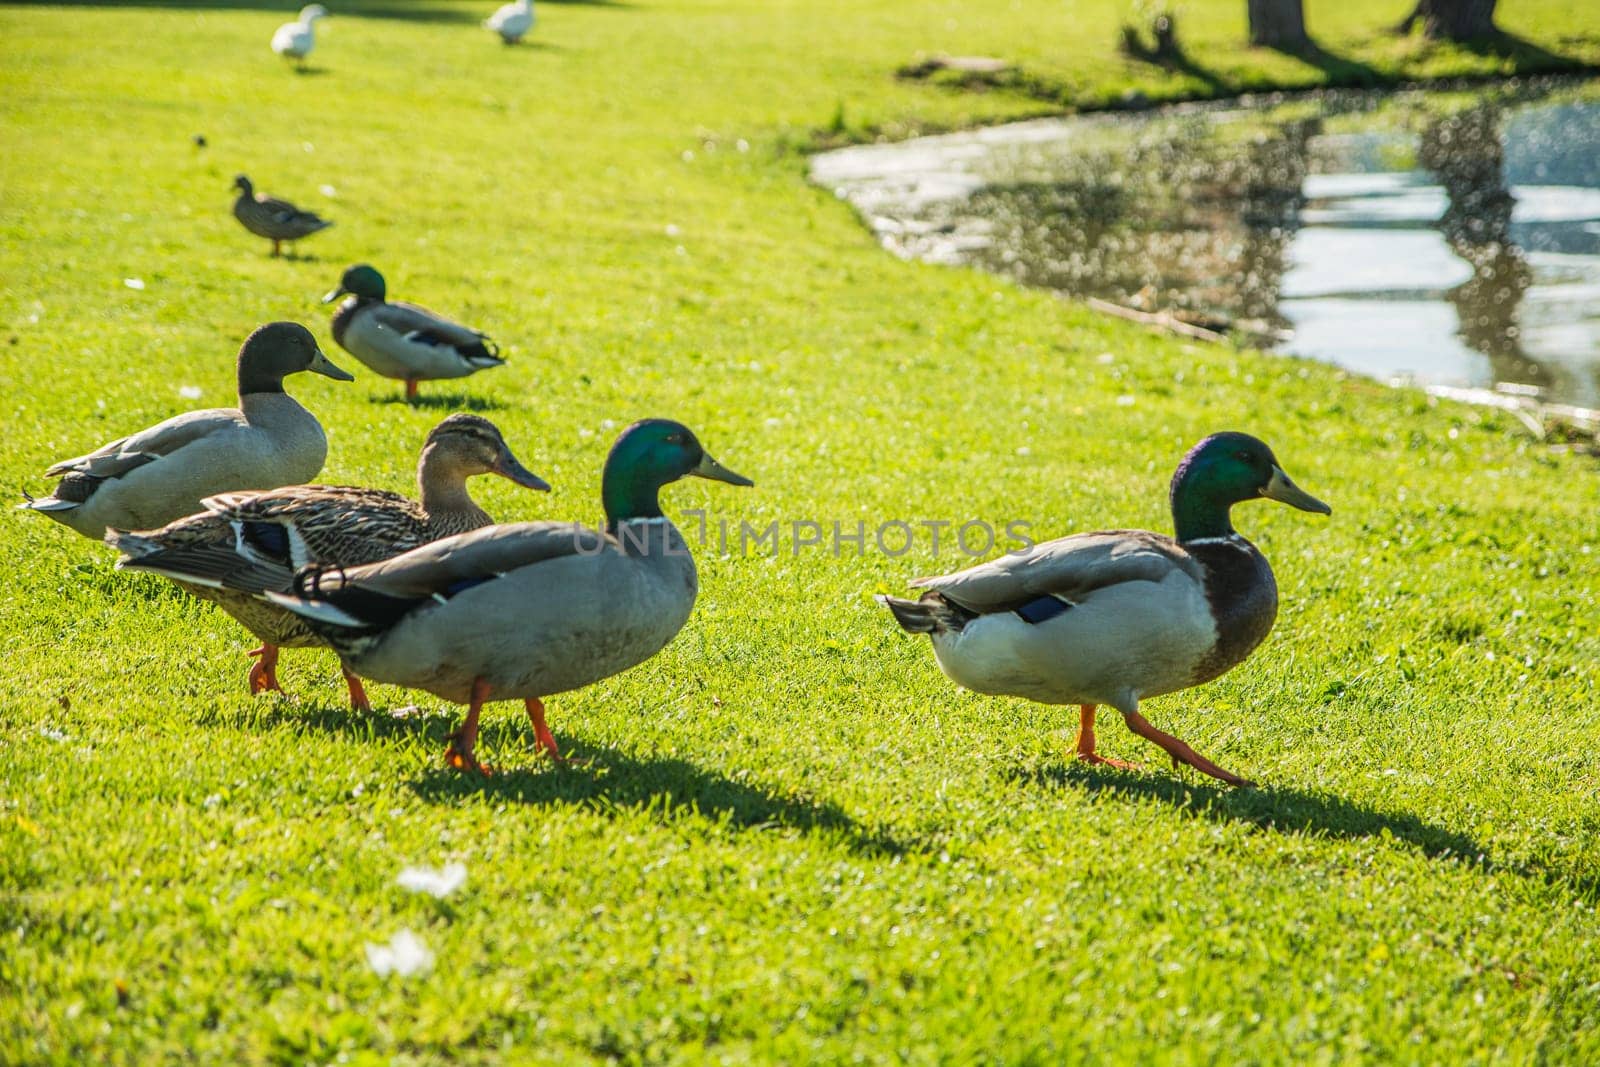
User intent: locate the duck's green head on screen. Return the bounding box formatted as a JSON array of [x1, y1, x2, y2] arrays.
[[1170, 432, 1330, 542], [322, 264, 386, 304], [602, 418, 753, 525], [232, 174, 253, 194]]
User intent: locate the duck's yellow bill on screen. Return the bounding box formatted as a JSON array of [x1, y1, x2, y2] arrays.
[[1262, 466, 1330, 515]]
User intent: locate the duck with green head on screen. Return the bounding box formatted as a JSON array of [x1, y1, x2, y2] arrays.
[[878, 432, 1330, 787], [269, 419, 753, 772], [323, 264, 506, 401]]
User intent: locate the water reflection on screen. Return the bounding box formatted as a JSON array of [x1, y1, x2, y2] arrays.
[[812, 82, 1600, 408]]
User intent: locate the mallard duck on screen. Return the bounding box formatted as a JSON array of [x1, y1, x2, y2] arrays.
[[485, 0, 536, 44], [268, 418, 753, 771], [877, 432, 1330, 788], [323, 264, 505, 401], [232, 175, 333, 258], [107, 414, 550, 711], [19, 322, 353, 541], [271, 4, 326, 67]]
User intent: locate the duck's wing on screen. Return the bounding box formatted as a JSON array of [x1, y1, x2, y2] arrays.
[[239, 192, 331, 237], [203, 485, 428, 570], [107, 486, 425, 596], [262, 195, 321, 220], [45, 408, 245, 480], [269, 520, 611, 629], [372, 302, 500, 361], [911, 530, 1199, 612], [107, 510, 268, 590]]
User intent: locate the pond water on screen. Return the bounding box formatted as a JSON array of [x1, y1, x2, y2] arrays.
[[812, 81, 1600, 409]]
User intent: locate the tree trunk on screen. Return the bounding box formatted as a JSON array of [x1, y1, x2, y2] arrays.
[[1248, 0, 1308, 49], [1397, 0, 1497, 41]]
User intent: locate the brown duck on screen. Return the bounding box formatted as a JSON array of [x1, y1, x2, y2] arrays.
[[107, 414, 549, 710]]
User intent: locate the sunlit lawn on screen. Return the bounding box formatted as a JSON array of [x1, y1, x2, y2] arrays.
[[2, 1, 1599, 1061]]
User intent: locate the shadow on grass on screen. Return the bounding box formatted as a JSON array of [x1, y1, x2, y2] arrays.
[[1449, 29, 1598, 74], [410, 746, 907, 858], [7, 0, 633, 15], [1122, 41, 1230, 95], [234, 695, 903, 856], [371, 392, 505, 411], [1269, 41, 1386, 88], [1013, 760, 1600, 905], [1013, 760, 1478, 856]]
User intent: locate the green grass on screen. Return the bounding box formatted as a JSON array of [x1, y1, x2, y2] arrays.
[[3, 1, 1600, 1062]]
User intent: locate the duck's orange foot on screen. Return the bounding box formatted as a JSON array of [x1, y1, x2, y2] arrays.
[[444, 740, 495, 776], [523, 698, 583, 765], [1076, 752, 1143, 772], [342, 667, 373, 714], [246, 645, 284, 696]]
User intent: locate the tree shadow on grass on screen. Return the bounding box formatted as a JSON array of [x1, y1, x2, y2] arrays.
[[11, 2, 477, 21], [410, 746, 908, 858], [1120, 35, 1229, 95], [1269, 41, 1386, 89], [1447, 29, 1599, 75], [1011, 760, 1600, 905], [9, 0, 634, 15]]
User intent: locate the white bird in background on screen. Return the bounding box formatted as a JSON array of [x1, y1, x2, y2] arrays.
[[484, 0, 536, 45], [271, 4, 328, 67]]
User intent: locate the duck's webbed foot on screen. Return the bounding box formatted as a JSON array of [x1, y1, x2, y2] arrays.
[[1073, 704, 1144, 770], [341, 665, 373, 713], [445, 678, 496, 775], [525, 698, 581, 765], [1121, 708, 1256, 788], [247, 644, 285, 696]]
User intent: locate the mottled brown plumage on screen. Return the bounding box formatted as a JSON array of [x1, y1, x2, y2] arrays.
[[232, 174, 332, 256], [107, 414, 549, 707]]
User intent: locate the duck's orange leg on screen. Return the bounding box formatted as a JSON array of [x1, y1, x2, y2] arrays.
[[341, 665, 372, 713], [405, 379, 420, 402], [1074, 704, 1142, 770], [247, 644, 284, 695], [525, 698, 577, 764], [445, 677, 495, 775], [1121, 709, 1255, 788]]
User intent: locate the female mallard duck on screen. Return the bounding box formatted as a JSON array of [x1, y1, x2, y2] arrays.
[[232, 175, 333, 257], [106, 414, 550, 711], [271, 4, 326, 67], [484, 0, 536, 44], [268, 419, 753, 772], [322, 264, 506, 401], [878, 432, 1330, 788], [19, 322, 352, 541]]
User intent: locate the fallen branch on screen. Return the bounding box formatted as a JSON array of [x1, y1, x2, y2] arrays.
[[1085, 297, 1226, 342]]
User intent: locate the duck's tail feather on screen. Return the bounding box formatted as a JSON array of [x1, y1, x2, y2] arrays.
[[876, 591, 971, 635], [22, 470, 102, 510], [17, 492, 78, 512], [267, 564, 424, 634], [265, 590, 369, 630], [107, 529, 295, 594], [459, 338, 504, 368]]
